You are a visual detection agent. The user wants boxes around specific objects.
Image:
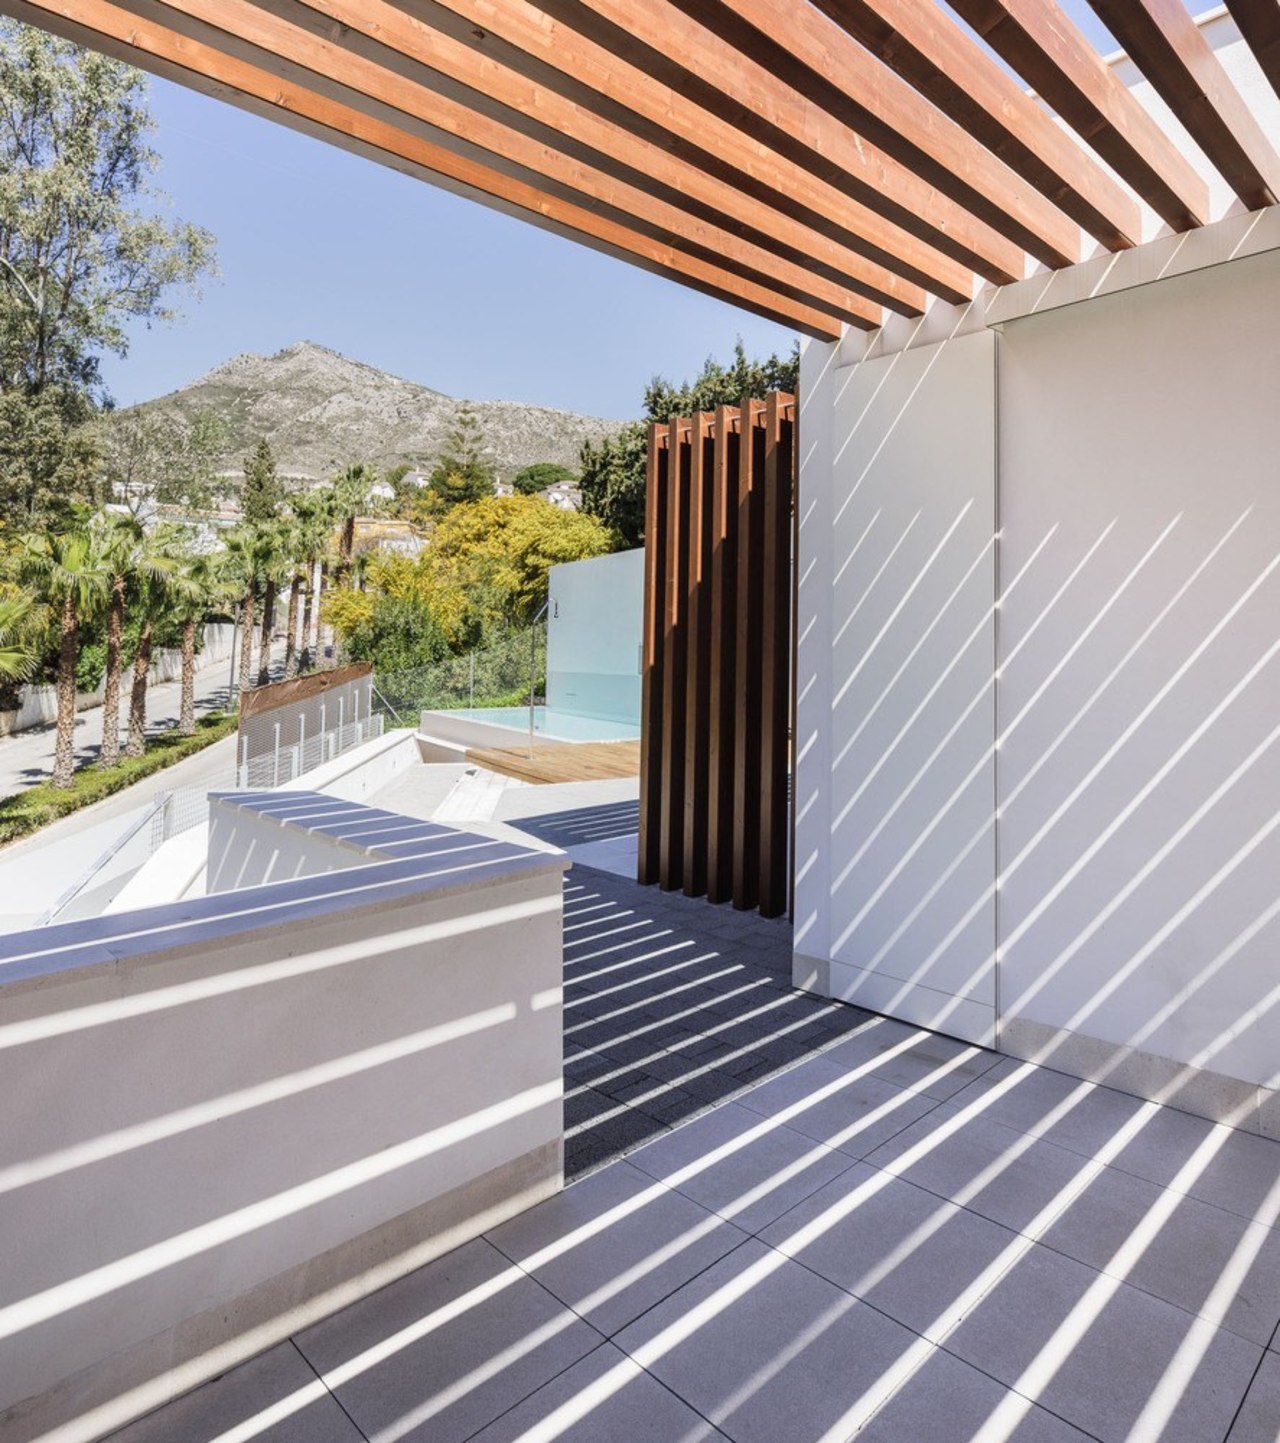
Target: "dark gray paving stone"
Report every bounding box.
[864,1102,1113,1234]
[820,1016,1004,1100]
[612,1237,926,1443]
[851,1337,1099,1443]
[1038,1160,1280,1346]
[486,1160,750,1336]
[629,1100,860,1235]
[946,1062,1155,1165]
[1226,1349,1280,1443]
[102,1343,363,1443]
[947,1239,1262,1443]
[949,1064,1280,1229]
[1105,1107,1280,1230]
[465,1342,731,1442]
[294,1238,603,1443]
[761,1164,1021,1336]
[557,871,871,1180]
[735,1056,941,1157]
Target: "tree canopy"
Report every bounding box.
[326,494,614,670]
[512,461,576,496]
[100,407,227,515]
[0,23,214,400]
[240,437,282,524]
[0,21,215,527]
[579,339,799,548]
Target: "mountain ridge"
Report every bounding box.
[129,340,628,482]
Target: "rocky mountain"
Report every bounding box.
[128,341,627,483]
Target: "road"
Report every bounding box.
[0,642,281,799]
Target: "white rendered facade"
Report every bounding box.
[794,13,1280,1136]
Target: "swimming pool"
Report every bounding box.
[423,705,640,744]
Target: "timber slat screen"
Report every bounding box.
[639,393,794,918]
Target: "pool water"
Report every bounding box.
[443,706,640,742]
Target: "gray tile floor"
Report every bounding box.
[105,871,1280,1443]
[557,863,878,1178]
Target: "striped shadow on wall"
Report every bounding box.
[638,392,795,918]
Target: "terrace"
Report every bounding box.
[1,0,1279,1440]
[1,755,1277,1442]
[72,849,1280,1443]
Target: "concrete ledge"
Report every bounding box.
[1000,1015,1278,1138]
[419,709,569,752]
[0,1140,562,1443]
[792,949,831,996]
[279,725,418,803]
[828,955,996,1049]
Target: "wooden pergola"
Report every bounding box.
[4,0,1279,338]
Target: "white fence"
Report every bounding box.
[1,622,237,736]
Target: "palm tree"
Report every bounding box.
[255,519,293,688]
[294,486,335,673]
[332,463,376,583]
[124,526,188,759]
[171,547,228,736]
[277,513,308,681]
[93,511,144,769]
[223,525,272,696]
[0,591,39,686]
[18,522,110,788]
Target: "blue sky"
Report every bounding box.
[105,2,1132,420]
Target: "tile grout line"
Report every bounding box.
[844,1150,1280,1351]
[288,1336,373,1443]
[1219,1337,1271,1443]
[453,1338,614,1443]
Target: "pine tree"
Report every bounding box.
[426,406,495,509]
[241,437,281,523]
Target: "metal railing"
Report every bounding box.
[37,706,386,927]
[37,793,174,927]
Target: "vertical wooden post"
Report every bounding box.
[706,405,738,903]
[637,422,665,885]
[733,398,765,911]
[758,394,793,917]
[682,412,713,898]
[658,417,689,890]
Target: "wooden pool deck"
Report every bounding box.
[466,739,641,785]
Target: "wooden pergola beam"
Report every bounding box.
[663,0,1083,270]
[1088,0,1280,210]
[245,0,928,310]
[475,0,1014,288]
[1,0,852,337]
[1226,0,1280,101]
[285,0,982,301]
[107,0,892,321]
[809,0,1141,251]
[950,0,1210,232]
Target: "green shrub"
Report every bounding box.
[0,710,238,846]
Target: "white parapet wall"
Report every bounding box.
[0,793,567,1443]
[277,722,420,802]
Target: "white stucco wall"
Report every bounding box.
[546,547,644,723]
[797,243,1280,1134]
[794,7,1280,1135]
[994,246,1280,1123]
[795,330,998,1046]
[0,810,566,1441]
